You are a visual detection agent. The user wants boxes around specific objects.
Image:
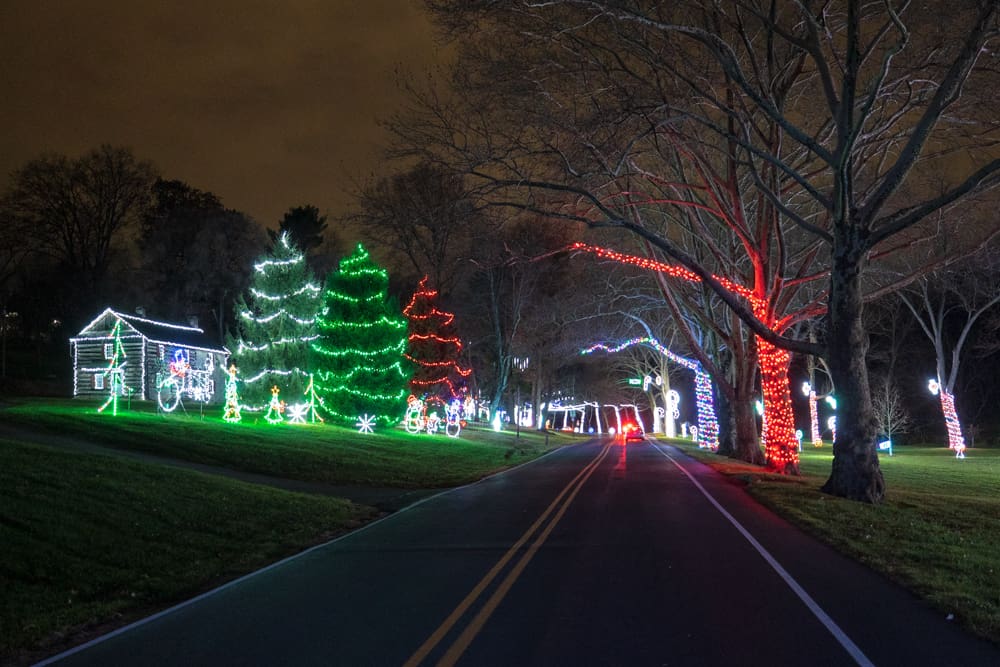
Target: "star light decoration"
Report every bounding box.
[572,243,795,470]
[582,336,719,451]
[356,414,376,434]
[928,379,966,458]
[265,385,285,424]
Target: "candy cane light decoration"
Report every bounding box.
[928,379,966,459]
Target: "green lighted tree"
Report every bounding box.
[312,243,410,426]
[228,233,321,411]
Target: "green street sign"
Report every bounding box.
[627,378,642,386]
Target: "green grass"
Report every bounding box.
[672,441,1000,644]
[1,398,573,488]
[0,398,577,663]
[0,437,378,664]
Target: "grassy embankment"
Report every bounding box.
[0,398,573,663]
[672,440,1000,645]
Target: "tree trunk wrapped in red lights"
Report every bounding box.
[404,276,472,400]
[572,243,800,473]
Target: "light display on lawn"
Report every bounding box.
[356,414,376,434]
[582,336,719,450]
[404,276,472,400]
[283,373,325,425]
[572,243,795,469]
[402,395,462,437]
[157,348,215,413]
[825,395,837,443]
[230,232,320,411]
[300,373,323,424]
[312,243,410,425]
[445,399,462,437]
[928,379,966,458]
[802,382,822,447]
[97,318,127,416]
[223,365,242,423]
[265,385,285,424]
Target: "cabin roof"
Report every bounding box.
[71,308,229,355]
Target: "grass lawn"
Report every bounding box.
[0,437,379,665]
[672,441,1000,645]
[0,398,577,664]
[0,398,573,488]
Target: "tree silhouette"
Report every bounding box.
[269,205,327,254]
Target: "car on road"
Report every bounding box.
[623,423,645,441]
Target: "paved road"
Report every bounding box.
[41,439,998,666]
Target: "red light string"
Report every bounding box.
[403,276,473,400]
[572,243,798,471]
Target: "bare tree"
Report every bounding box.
[4,145,157,299]
[870,375,912,444]
[900,256,1000,448]
[399,0,1000,501]
[353,162,478,298]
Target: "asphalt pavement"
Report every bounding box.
[39,438,999,666]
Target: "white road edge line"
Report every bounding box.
[34,438,590,666]
[652,443,875,667]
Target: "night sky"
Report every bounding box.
[0,1,445,226]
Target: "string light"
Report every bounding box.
[286,403,308,424]
[72,307,226,402]
[97,319,128,416]
[802,382,822,447]
[312,243,410,426]
[928,379,966,458]
[445,399,462,437]
[232,232,320,411]
[356,414,376,434]
[302,373,323,424]
[573,244,797,470]
[404,396,426,434]
[222,365,242,423]
[265,385,285,424]
[582,337,719,450]
[403,276,472,400]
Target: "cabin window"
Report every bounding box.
[104,343,113,359]
[93,374,105,390]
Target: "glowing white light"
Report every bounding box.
[356,414,376,434]
[286,403,308,424]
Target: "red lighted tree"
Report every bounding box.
[572,244,803,473]
[404,276,472,400]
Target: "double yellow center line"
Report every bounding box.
[404,440,614,667]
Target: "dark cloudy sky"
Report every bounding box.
[0,1,445,227]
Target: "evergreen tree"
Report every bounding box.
[404,276,472,401]
[229,233,320,410]
[312,243,410,426]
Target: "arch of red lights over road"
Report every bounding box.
[570,242,798,472]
